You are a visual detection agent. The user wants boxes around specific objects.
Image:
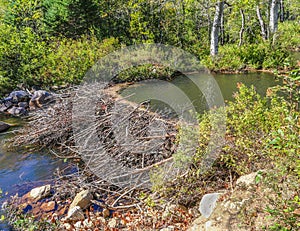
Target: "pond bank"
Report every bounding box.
[0,71,290,229]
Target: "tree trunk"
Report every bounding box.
[220,11,225,45]
[210,1,224,56]
[256,5,268,40]
[279,0,284,22]
[269,0,279,34]
[239,9,245,46]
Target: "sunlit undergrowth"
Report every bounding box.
[203,42,293,72]
[155,69,300,229]
[0,24,119,95]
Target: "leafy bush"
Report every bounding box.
[277,21,300,50]
[0,23,119,94]
[202,45,245,72]
[155,80,299,210]
[3,0,43,33]
[0,25,48,93]
[202,42,291,72]
[39,36,119,86]
[274,68,300,111]
[116,64,174,82]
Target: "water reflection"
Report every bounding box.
[121,72,281,115]
[0,116,67,230]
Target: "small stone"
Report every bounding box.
[293,209,300,216]
[205,220,212,229]
[0,122,10,133]
[69,190,93,211]
[0,101,12,112]
[7,106,27,116]
[66,206,85,221]
[199,193,221,219]
[74,221,83,229]
[160,226,175,231]
[41,201,56,212]
[31,205,41,216]
[83,218,93,228]
[18,102,29,108]
[108,218,117,228]
[1,202,8,210]
[97,216,106,224]
[63,223,72,230]
[236,171,264,187]
[29,185,51,201]
[103,208,110,218]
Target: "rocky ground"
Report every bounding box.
[3,169,285,230]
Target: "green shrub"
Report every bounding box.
[39,36,119,86]
[274,68,300,111]
[0,25,49,94]
[116,64,174,82]
[154,80,299,208]
[0,23,119,94]
[277,21,300,50]
[202,42,292,72]
[202,45,245,72]
[3,0,47,37]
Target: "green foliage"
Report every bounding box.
[275,68,300,110]
[154,76,299,211]
[202,45,245,71]
[128,0,156,43]
[0,23,119,93]
[0,25,48,93]
[277,21,300,51]
[39,36,119,86]
[41,0,71,35]
[12,214,59,231]
[43,0,102,38]
[3,0,104,38]
[4,0,43,33]
[116,64,174,82]
[0,0,299,86]
[203,42,291,71]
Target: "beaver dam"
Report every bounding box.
[8,83,184,189]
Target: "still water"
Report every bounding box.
[120,72,281,115]
[0,116,68,230]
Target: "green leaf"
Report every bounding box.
[277,129,284,137]
[269,137,281,145]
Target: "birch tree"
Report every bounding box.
[210,1,225,56]
[256,5,268,40]
[238,9,245,46]
[269,0,279,34]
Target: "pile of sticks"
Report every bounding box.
[9,85,179,186]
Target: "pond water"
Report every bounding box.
[120,72,281,116]
[0,116,68,230]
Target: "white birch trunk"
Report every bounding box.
[269,0,279,34]
[210,1,224,56]
[239,9,245,46]
[256,5,268,40]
